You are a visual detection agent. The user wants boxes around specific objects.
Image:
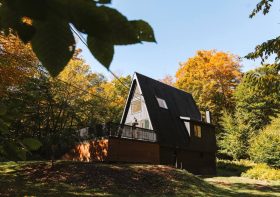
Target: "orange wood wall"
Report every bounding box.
[62,138,160,164]
[62,139,108,162]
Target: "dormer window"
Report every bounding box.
[156,97,168,109]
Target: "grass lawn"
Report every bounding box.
[0,161,279,196]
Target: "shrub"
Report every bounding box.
[242,164,280,181]
[218,112,251,160]
[249,116,280,168]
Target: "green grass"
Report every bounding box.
[0,161,279,196]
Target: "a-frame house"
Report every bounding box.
[120,72,217,174]
[64,73,216,175]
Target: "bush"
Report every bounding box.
[249,116,280,168]
[242,164,280,181]
[218,112,251,160]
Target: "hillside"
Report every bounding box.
[0,161,279,196]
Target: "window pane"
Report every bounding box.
[194,125,202,138]
[131,99,141,113]
[156,97,168,109]
[184,122,191,135]
[144,119,149,129]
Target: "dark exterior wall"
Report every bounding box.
[159,146,216,175]
[185,122,216,153]
[107,137,160,164]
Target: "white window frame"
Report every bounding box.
[184,121,191,136]
[156,97,168,109]
[131,99,142,114]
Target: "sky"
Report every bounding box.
[77,0,280,80]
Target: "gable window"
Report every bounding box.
[194,125,202,138]
[156,97,168,109]
[144,119,150,129]
[131,99,141,113]
[140,119,150,129]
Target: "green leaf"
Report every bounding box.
[0,104,7,116]
[0,119,9,134]
[3,141,27,161]
[87,36,114,68]
[99,6,140,45]
[0,2,20,30]
[16,149,27,160]
[130,20,156,42]
[22,138,42,151]
[31,17,75,77]
[16,23,36,43]
[68,0,109,38]
[96,0,111,4]
[6,0,47,20]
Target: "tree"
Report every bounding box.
[219,64,280,160]
[234,64,280,132]
[218,111,250,160]
[0,32,38,96]
[249,115,280,168]
[175,50,242,124]
[0,32,42,161]
[246,0,280,73]
[1,49,132,160]
[0,0,156,76]
[160,75,174,86]
[101,75,131,123]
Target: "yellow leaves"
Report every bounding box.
[21,17,33,25]
[175,50,242,122]
[0,32,38,96]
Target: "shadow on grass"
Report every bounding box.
[227,182,280,193]
[215,160,253,177]
[0,161,277,197]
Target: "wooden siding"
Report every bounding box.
[63,137,160,164]
[62,137,215,175]
[186,122,217,152]
[159,146,216,175]
[62,139,108,162]
[107,137,160,164]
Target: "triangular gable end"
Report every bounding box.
[120,74,154,130]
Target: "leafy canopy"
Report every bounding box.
[175,50,242,124]
[246,0,280,72]
[0,32,38,96]
[0,0,156,76]
[219,64,280,160]
[249,115,280,168]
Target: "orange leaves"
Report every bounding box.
[175,50,242,122]
[0,33,38,96]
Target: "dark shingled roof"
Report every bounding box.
[122,72,216,151]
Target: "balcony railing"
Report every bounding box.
[80,122,157,142]
[106,122,157,142]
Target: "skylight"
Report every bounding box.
[156,97,168,109]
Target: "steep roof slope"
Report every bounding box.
[122,72,202,148]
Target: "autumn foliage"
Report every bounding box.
[63,139,108,162]
[175,50,242,123]
[0,33,38,96]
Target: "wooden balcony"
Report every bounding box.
[80,122,157,142]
